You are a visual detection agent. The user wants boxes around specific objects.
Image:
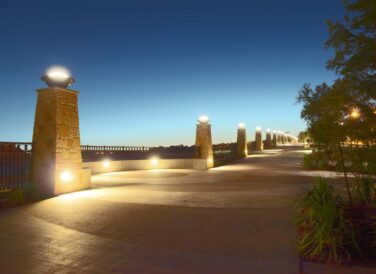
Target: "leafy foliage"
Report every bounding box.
[294,177,358,263]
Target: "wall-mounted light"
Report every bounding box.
[198,115,210,124]
[150,157,159,167]
[102,159,110,168]
[60,171,73,182]
[41,65,75,88]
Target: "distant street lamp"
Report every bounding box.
[237,123,247,157]
[195,115,214,168]
[41,65,75,88]
[349,107,360,119]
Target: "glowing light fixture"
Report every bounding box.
[255,126,261,132]
[238,123,246,129]
[102,159,110,168]
[150,157,159,167]
[266,128,271,132]
[60,171,73,182]
[42,65,75,88]
[350,108,360,119]
[198,115,209,124]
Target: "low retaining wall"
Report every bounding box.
[83,159,209,174]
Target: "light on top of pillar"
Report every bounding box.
[273,130,276,133]
[238,123,246,129]
[198,115,210,124]
[42,65,75,88]
[266,128,271,133]
[255,126,261,132]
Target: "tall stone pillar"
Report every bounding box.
[31,66,91,198]
[237,123,247,158]
[272,130,277,148]
[195,116,214,168]
[264,128,272,149]
[255,127,263,151]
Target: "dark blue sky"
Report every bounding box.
[0,0,343,146]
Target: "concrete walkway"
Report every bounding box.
[0,147,366,274]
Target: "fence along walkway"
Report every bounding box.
[0,142,243,190]
[0,142,32,192]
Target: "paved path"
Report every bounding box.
[0,147,355,274]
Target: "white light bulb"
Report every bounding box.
[238,123,245,129]
[198,115,210,124]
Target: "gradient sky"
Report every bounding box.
[0,0,343,146]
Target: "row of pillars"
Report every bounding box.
[30,66,298,198]
[195,117,298,168]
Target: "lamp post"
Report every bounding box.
[272,130,277,148]
[195,115,214,168]
[237,123,247,158]
[31,65,91,197]
[255,126,263,151]
[265,128,272,149]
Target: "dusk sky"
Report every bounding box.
[0,0,343,146]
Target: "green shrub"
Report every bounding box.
[294,177,358,263]
[303,152,331,170]
[353,176,376,205]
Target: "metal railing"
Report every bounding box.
[213,143,238,166]
[0,142,32,191]
[81,145,151,152]
[81,145,195,162]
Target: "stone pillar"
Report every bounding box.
[195,116,214,168]
[31,70,91,198]
[272,130,277,148]
[237,123,247,158]
[264,128,272,149]
[255,127,263,151]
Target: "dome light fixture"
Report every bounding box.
[42,65,75,88]
[255,126,261,132]
[266,128,271,132]
[238,122,246,129]
[198,115,210,124]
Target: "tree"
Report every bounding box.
[325,0,376,102]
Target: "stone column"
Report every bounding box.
[195,116,214,168]
[255,127,263,151]
[31,69,91,198]
[272,130,277,148]
[237,123,247,158]
[264,128,272,149]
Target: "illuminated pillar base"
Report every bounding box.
[272,132,277,148]
[255,131,263,151]
[265,131,272,149]
[237,128,247,158]
[31,87,91,197]
[195,123,214,168]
